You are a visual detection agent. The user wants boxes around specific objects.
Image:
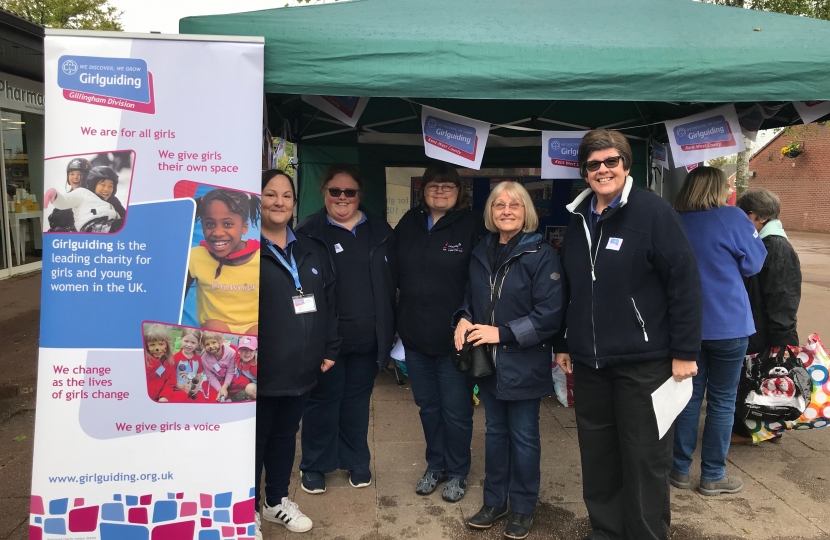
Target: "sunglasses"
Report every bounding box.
[584,155,623,172]
[327,188,359,198]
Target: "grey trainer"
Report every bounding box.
[441,476,467,502]
[698,475,743,496]
[669,470,690,489]
[415,470,448,495]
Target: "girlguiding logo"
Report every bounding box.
[423,116,478,161]
[673,115,735,151]
[548,138,580,168]
[57,55,156,114]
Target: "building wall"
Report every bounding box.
[748,123,830,233]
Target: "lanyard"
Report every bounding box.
[267,242,303,294]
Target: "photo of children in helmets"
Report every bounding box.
[42,151,134,234]
[142,321,257,404]
[173,180,261,335]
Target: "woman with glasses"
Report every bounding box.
[296,164,397,494]
[554,129,702,540]
[394,162,486,503]
[454,181,564,540]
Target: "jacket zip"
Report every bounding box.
[577,211,603,366]
[630,297,649,342]
[487,245,538,369]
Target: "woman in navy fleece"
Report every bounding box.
[671,167,767,497]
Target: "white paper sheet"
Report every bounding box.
[651,377,693,440]
[390,339,406,361]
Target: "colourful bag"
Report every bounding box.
[745,334,830,443]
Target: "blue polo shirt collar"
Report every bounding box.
[326,212,368,235]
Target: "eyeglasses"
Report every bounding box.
[426,183,458,193]
[492,202,524,211]
[584,155,623,172]
[327,188,359,198]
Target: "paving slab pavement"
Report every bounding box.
[3,231,830,539]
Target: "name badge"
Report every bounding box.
[293,294,317,314]
[155,365,166,377]
[214,363,221,371]
[334,243,344,253]
[606,237,623,251]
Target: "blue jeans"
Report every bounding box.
[300,342,379,473]
[404,349,474,478]
[479,388,541,515]
[673,337,749,482]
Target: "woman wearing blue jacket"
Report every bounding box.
[672,166,767,497]
[454,181,565,540]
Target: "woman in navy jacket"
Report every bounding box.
[672,167,766,496]
[395,162,486,503]
[256,170,340,535]
[296,164,397,494]
[454,181,564,540]
[554,130,702,540]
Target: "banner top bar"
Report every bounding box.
[44,28,264,44]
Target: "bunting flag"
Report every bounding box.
[651,142,669,169]
[664,104,745,167]
[301,95,369,127]
[793,101,830,125]
[421,105,490,170]
[541,131,588,179]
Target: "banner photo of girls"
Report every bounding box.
[42,150,135,234]
[174,180,261,334]
[143,322,257,404]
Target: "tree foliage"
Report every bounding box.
[0,0,123,30]
[707,155,738,168]
[701,0,830,20]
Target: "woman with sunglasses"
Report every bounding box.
[394,162,487,503]
[296,163,397,494]
[553,129,703,540]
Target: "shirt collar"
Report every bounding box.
[262,227,296,251]
[326,212,367,235]
[590,193,622,217]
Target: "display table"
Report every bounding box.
[10,211,42,266]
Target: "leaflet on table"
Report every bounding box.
[793,101,830,126]
[32,31,263,540]
[421,105,490,170]
[664,104,745,167]
[541,131,588,179]
[301,95,369,128]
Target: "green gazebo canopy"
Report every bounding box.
[180,0,830,215]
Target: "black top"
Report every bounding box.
[745,234,801,355]
[554,184,703,368]
[327,219,377,345]
[297,207,397,368]
[394,207,486,356]
[257,230,341,397]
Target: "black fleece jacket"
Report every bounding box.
[554,179,703,368]
[745,233,801,355]
[297,207,397,368]
[258,231,341,396]
[394,207,487,356]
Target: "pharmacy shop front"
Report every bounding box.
[1,71,45,278]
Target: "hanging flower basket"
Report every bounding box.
[781,142,803,159]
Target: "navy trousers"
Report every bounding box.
[405,349,474,478]
[300,342,379,473]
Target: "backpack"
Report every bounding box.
[738,346,812,423]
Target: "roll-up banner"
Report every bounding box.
[31,30,264,540]
[541,131,588,179]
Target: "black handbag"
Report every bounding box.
[452,284,498,378]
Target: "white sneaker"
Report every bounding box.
[254,511,263,540]
[262,497,313,533]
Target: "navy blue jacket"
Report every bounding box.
[258,231,341,396]
[395,207,487,357]
[555,178,703,368]
[455,232,565,400]
[297,207,397,368]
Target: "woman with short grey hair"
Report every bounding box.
[733,189,802,443]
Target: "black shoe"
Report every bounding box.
[504,512,533,539]
[467,505,509,529]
